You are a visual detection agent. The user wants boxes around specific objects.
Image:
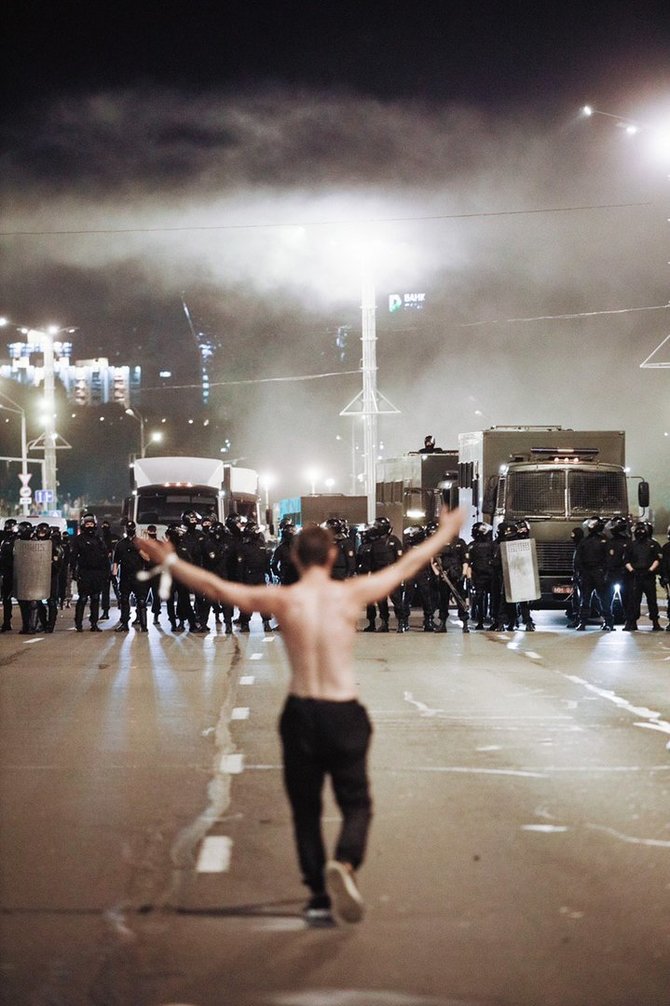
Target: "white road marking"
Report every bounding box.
[231,707,250,720]
[565,674,670,749]
[219,752,244,774]
[22,637,44,644]
[403,690,444,717]
[585,824,670,848]
[522,824,569,833]
[250,653,262,660]
[196,835,233,873]
[239,675,255,685]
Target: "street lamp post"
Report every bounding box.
[0,394,29,515]
[125,407,146,457]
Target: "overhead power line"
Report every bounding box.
[0,201,654,237]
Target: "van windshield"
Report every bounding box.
[135,489,218,524]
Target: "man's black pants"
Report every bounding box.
[279,695,373,895]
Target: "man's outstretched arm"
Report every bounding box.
[135,537,282,614]
[348,507,465,607]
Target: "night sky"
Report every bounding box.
[1,1,669,515]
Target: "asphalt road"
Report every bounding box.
[1,603,669,1006]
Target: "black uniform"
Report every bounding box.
[624,526,662,630]
[659,534,670,632]
[402,526,436,632]
[466,525,494,629]
[200,524,236,632]
[574,522,612,630]
[0,522,17,631]
[604,519,630,626]
[433,535,469,632]
[233,525,273,632]
[113,528,150,631]
[357,520,404,632]
[70,519,110,631]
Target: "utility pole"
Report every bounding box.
[340,272,400,523]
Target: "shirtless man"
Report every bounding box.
[137,505,464,924]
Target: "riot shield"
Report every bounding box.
[14,540,52,600]
[501,539,541,603]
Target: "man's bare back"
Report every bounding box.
[136,506,464,699]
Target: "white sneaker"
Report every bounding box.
[325,860,364,923]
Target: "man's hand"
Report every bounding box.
[435,506,466,544]
[134,535,175,565]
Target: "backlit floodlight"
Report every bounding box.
[582,105,594,117]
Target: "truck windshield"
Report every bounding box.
[568,470,627,515]
[135,489,218,525]
[505,470,565,517]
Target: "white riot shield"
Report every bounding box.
[14,540,52,600]
[501,539,541,603]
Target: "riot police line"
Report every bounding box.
[1,509,668,635]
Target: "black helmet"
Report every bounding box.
[403,525,426,545]
[583,516,604,534]
[35,522,51,539]
[570,526,584,544]
[18,520,33,539]
[325,516,348,536]
[606,515,629,537]
[181,509,200,528]
[125,520,137,537]
[3,518,17,532]
[373,516,392,538]
[279,516,295,538]
[497,521,517,540]
[471,521,492,541]
[633,521,649,539]
[211,521,226,539]
[425,518,439,536]
[50,527,62,540]
[165,522,184,543]
[515,520,530,538]
[146,524,158,537]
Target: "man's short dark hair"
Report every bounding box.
[292,524,334,569]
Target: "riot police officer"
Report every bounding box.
[112,520,151,631]
[233,518,273,632]
[402,525,436,632]
[271,517,300,586]
[623,522,662,631]
[180,509,208,631]
[574,517,612,631]
[566,526,584,628]
[357,516,405,632]
[0,518,17,632]
[465,522,494,630]
[490,520,518,631]
[324,517,357,581]
[604,515,630,628]
[70,513,109,631]
[429,518,469,633]
[200,521,236,632]
[659,525,670,631]
[34,522,63,633]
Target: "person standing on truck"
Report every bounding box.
[574,517,613,631]
[136,505,465,924]
[623,522,662,631]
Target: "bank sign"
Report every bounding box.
[388,292,426,312]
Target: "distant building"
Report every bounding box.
[0,334,141,408]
